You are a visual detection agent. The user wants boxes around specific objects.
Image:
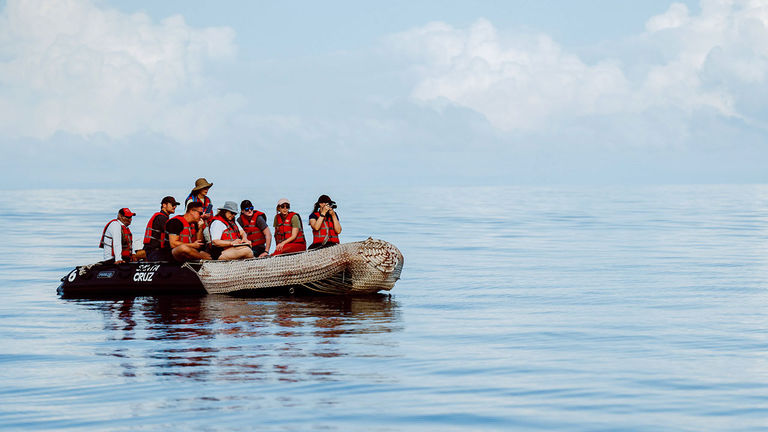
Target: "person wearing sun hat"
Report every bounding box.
[185,178,214,243]
[185,178,214,219]
[209,201,254,260]
[272,198,306,255]
[99,208,137,264]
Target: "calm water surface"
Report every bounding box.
[2,185,768,431]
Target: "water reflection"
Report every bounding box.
[68,295,401,382]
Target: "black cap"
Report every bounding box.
[162,196,180,206]
[240,200,253,210]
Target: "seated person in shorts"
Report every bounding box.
[165,202,212,262]
[237,199,272,257]
[209,201,254,261]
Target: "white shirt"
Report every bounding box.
[210,219,228,241]
[103,219,131,260]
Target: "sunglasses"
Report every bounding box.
[279,203,290,209]
[243,207,254,212]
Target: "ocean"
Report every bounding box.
[1,185,767,431]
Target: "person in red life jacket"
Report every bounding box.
[185,177,214,243]
[237,199,272,257]
[165,201,212,262]
[142,196,180,261]
[99,208,137,264]
[272,198,307,255]
[209,201,254,261]
[308,194,342,250]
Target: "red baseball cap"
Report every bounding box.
[119,208,136,217]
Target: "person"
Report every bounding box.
[185,178,214,219]
[209,201,254,260]
[185,177,214,243]
[142,196,180,261]
[165,202,212,262]
[237,199,272,257]
[272,198,306,255]
[308,194,342,250]
[99,208,137,264]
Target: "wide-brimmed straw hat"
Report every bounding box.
[192,178,213,192]
[218,201,239,213]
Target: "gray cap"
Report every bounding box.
[218,201,239,213]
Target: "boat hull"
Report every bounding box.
[59,261,206,297]
[58,239,404,297]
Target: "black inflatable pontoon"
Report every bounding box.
[59,261,206,297]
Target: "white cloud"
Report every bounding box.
[645,3,690,32]
[390,1,768,139]
[390,19,630,132]
[0,0,239,141]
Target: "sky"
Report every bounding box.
[2,0,768,189]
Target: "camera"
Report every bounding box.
[328,201,337,209]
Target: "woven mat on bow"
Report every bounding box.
[191,238,404,295]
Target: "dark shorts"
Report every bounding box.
[251,244,266,256]
[209,246,223,260]
[146,248,173,262]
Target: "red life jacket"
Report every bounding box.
[166,215,198,245]
[238,211,266,246]
[311,211,340,245]
[143,211,169,248]
[275,211,306,247]
[186,193,213,217]
[99,219,132,259]
[211,215,242,241]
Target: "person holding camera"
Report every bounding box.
[308,194,342,250]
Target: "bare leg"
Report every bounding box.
[218,246,254,261]
[172,244,212,261]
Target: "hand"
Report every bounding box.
[327,208,335,216]
[258,252,268,258]
[115,260,125,264]
[197,219,205,229]
[275,242,284,253]
[191,240,203,249]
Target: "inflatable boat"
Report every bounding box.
[59,238,404,297]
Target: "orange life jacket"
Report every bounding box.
[143,211,169,248]
[99,219,132,259]
[310,211,340,246]
[238,211,266,246]
[211,215,242,241]
[275,211,306,247]
[165,215,198,246]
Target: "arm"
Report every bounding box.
[210,221,230,248]
[309,214,322,230]
[328,209,341,234]
[110,223,124,263]
[169,234,183,249]
[239,228,251,245]
[285,227,299,244]
[262,228,272,254]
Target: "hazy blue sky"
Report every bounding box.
[2,0,767,189]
